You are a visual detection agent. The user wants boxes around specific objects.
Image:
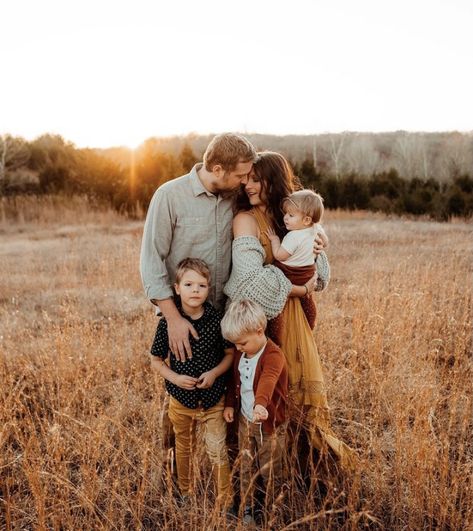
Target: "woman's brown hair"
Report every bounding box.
[234,151,301,238]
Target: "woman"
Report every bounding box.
[224,152,356,475]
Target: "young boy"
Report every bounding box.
[266,189,327,343]
[221,299,288,525]
[150,258,234,507]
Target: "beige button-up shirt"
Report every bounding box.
[140,164,233,311]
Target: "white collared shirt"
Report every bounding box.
[239,342,267,421]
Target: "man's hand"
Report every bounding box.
[173,374,198,389]
[168,315,199,362]
[253,404,269,422]
[223,407,235,423]
[196,370,216,389]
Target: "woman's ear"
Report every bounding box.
[174,283,180,295]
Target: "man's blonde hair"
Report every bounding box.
[203,133,257,172]
[282,189,324,223]
[175,258,211,285]
[221,299,267,342]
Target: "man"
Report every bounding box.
[140,133,257,361]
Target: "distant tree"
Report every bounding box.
[339,174,370,210]
[343,134,385,176]
[39,164,69,193]
[0,135,30,193]
[328,134,346,180]
[179,143,197,173]
[320,176,340,209]
[393,132,430,179]
[75,148,125,201]
[453,174,473,194]
[134,139,183,207]
[29,134,80,193]
[441,133,473,180]
[369,169,405,199]
[298,155,321,187]
[447,188,466,217]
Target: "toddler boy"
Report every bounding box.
[221,299,288,525]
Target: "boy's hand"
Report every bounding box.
[253,404,269,422]
[223,407,234,423]
[265,227,280,243]
[196,370,216,389]
[173,374,198,390]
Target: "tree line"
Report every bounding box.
[1,133,472,220]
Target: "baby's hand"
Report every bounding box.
[265,227,280,243]
[223,407,234,423]
[253,404,269,422]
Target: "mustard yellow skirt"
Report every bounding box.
[280,297,357,470]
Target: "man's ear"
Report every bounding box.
[211,164,225,178]
[257,327,265,336]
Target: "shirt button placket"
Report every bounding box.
[215,197,221,306]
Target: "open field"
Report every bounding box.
[1,197,472,529]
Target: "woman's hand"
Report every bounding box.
[223,407,235,423]
[313,230,329,256]
[305,271,318,293]
[289,272,318,297]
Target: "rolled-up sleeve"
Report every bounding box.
[140,188,175,301]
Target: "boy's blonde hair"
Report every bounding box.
[282,189,324,223]
[203,133,257,172]
[175,258,211,285]
[221,299,267,342]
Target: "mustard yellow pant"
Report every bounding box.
[238,414,286,507]
[168,396,231,501]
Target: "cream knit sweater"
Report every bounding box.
[223,236,330,319]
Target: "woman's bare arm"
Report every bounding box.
[233,212,259,238]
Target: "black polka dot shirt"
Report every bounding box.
[150,301,232,410]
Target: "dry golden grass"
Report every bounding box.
[1,196,472,530]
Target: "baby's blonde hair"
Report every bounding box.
[221,299,267,342]
[282,189,324,223]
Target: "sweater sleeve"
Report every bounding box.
[315,250,330,291]
[223,236,293,319]
[254,348,286,408]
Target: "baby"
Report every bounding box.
[266,189,326,341]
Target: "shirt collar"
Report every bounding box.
[243,340,267,360]
[189,163,215,198]
[177,299,211,322]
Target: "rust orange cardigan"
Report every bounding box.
[225,339,288,434]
